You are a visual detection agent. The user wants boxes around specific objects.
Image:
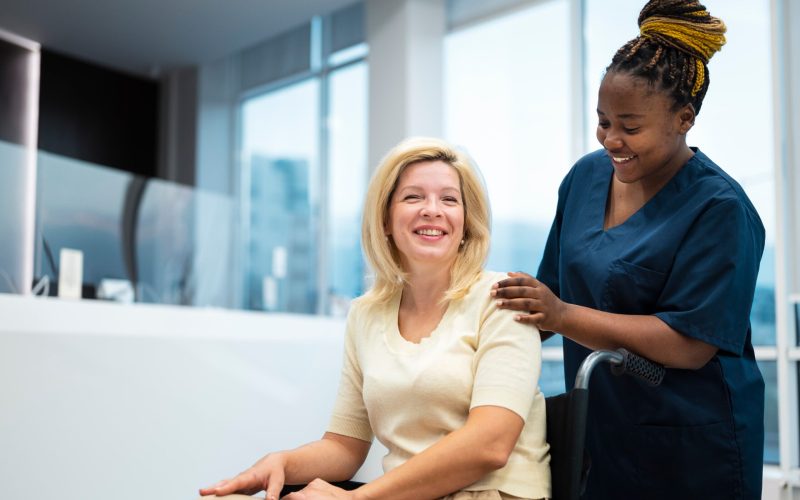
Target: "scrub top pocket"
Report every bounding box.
[601,259,667,314]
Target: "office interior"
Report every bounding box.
[0,0,798,498]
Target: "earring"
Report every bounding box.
[460,239,465,246]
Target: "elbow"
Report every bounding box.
[669,345,718,370]
[482,445,513,471]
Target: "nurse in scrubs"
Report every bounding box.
[492,1,765,498]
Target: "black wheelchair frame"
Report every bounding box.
[281,348,666,500]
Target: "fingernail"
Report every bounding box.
[496,300,503,306]
[490,289,496,297]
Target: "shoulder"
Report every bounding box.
[558,149,609,196]
[679,150,765,234]
[468,271,507,299]
[347,295,394,336]
[462,270,523,322]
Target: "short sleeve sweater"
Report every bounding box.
[328,271,551,499]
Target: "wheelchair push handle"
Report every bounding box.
[610,348,665,386]
[574,348,665,390]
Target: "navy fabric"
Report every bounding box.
[537,148,765,499]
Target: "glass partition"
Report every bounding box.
[0,140,31,294]
[34,151,237,306]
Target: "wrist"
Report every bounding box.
[556,301,575,333]
[351,486,373,500]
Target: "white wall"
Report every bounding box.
[0,295,382,500]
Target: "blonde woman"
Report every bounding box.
[200,138,550,500]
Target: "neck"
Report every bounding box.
[639,144,694,197]
[400,264,452,312]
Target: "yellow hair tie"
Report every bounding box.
[640,16,726,63]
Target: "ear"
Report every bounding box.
[678,104,696,135]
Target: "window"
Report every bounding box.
[327,62,368,315]
[241,80,321,313]
[238,7,368,315]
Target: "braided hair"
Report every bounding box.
[607,0,727,115]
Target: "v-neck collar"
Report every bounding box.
[596,149,699,234]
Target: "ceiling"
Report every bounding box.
[0,0,359,78]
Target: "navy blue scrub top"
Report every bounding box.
[537,149,765,499]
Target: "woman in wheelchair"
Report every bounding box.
[199,137,551,500]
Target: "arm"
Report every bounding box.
[352,405,524,500]
[493,272,717,369]
[199,432,370,499]
[285,406,524,500]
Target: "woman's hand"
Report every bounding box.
[199,452,288,500]
[283,479,357,500]
[492,271,569,333]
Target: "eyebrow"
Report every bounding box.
[597,109,645,119]
[398,185,461,194]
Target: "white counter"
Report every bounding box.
[0,294,382,500]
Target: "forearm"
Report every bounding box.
[282,433,369,485]
[354,408,521,500]
[558,303,717,369]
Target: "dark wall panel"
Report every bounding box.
[38,50,159,177]
[0,38,32,145]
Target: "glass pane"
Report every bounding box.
[241,79,320,313]
[584,0,641,154]
[796,302,800,346]
[35,152,131,297]
[540,360,566,397]
[445,0,572,277]
[35,151,237,306]
[758,360,779,463]
[327,62,368,316]
[136,180,236,307]
[584,0,776,346]
[0,140,31,294]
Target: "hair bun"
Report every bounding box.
[637,0,726,64]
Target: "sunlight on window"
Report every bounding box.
[445,0,572,277]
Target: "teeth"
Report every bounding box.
[613,155,635,162]
[416,229,443,236]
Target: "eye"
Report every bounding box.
[623,127,640,134]
[402,194,422,201]
[442,196,460,205]
[598,121,610,129]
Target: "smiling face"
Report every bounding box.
[596,71,695,187]
[386,160,465,274]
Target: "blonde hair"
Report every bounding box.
[359,137,490,306]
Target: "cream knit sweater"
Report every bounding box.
[328,271,551,499]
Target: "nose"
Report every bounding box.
[599,128,623,151]
[420,196,443,217]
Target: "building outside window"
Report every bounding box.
[238,6,368,315]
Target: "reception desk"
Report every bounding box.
[0,294,383,500]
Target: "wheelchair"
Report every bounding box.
[281,348,665,500]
